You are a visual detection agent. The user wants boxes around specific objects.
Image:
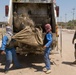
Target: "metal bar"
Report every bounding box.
[60,26,62,57]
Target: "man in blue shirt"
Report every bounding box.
[0,25,21,73]
[43,24,53,74]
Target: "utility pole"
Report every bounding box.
[3,17,5,22]
[65,14,67,23]
[72,8,75,21]
[72,8,75,27]
[60,16,62,23]
[65,14,67,28]
[60,16,62,57]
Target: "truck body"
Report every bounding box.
[5,0,59,54]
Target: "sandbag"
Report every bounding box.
[12,26,43,47]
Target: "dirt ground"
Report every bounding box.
[0,29,76,75]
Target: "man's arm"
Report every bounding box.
[0,36,8,55]
[72,31,76,44]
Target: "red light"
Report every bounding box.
[55,6,59,17]
[5,5,9,17]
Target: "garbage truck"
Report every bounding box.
[5,0,59,54]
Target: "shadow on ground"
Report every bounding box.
[62,61,76,67]
[0,53,52,73]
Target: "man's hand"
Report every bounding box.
[43,45,46,49]
[0,50,6,55]
[72,40,74,44]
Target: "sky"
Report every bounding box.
[0,0,9,22]
[0,0,76,22]
[56,0,76,22]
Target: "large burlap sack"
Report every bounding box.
[13,13,35,32]
[12,26,43,47]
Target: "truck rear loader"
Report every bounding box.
[5,0,59,54]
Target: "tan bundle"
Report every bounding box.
[12,26,43,47]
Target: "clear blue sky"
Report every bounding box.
[56,0,76,22]
[0,0,76,22]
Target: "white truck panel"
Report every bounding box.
[8,0,12,25]
[13,0,53,3]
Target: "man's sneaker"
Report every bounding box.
[43,68,47,72]
[15,65,23,69]
[4,70,9,74]
[46,69,51,74]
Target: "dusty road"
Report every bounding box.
[0,29,76,75]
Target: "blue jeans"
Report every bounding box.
[44,47,51,70]
[5,48,20,70]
